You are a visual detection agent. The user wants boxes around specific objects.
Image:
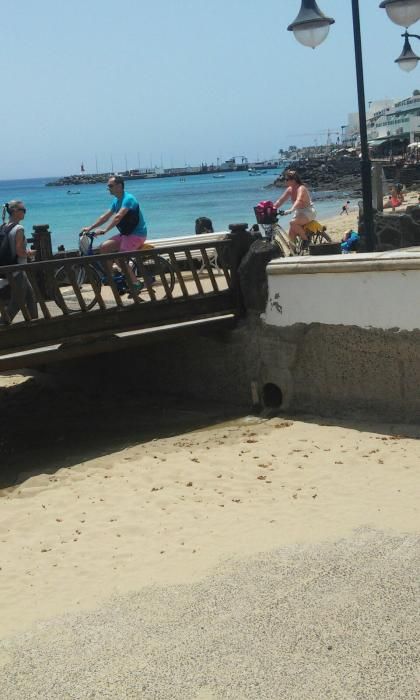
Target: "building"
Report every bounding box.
[342,91,420,156]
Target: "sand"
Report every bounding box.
[0,370,419,639]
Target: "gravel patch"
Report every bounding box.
[1,528,419,699]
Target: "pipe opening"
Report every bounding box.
[262,382,283,409]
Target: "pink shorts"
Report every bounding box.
[110,233,147,252]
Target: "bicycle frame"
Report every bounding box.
[79,232,130,293]
[255,209,330,257]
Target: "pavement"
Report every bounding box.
[0,527,418,699]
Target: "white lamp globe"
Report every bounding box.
[379,0,420,28]
[292,21,331,49]
[287,1,335,50]
[398,56,419,69]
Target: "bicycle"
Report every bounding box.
[254,204,331,256]
[53,232,175,312]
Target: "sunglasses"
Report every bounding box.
[16,207,26,213]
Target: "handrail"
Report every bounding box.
[0,238,231,275]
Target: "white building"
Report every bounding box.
[342,92,420,153]
[343,99,395,146]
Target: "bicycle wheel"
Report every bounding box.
[312,230,332,245]
[294,237,308,256]
[54,262,102,312]
[132,254,175,300]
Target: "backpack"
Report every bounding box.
[116,204,140,236]
[0,223,18,266]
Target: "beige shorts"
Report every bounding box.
[292,206,316,221]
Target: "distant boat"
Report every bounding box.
[213,174,225,179]
[67,190,81,195]
[248,169,261,176]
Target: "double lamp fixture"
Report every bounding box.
[288,0,420,72]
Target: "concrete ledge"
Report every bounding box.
[149,231,228,247]
[268,249,420,276]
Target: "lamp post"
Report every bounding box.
[287,1,376,252]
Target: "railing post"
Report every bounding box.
[30,224,53,262]
[29,224,55,298]
[225,223,254,314]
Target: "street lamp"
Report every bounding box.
[379,0,420,70]
[287,0,335,48]
[395,30,420,71]
[288,1,376,252]
[379,0,420,27]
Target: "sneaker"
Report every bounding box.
[128,281,144,298]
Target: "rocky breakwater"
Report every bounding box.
[272,157,363,198]
[46,174,110,187]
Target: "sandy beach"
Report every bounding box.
[323,188,420,241]
[0,366,419,698]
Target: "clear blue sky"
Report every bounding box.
[1,0,419,179]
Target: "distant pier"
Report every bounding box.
[46,162,283,187]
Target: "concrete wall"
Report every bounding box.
[264,251,420,331]
[100,312,420,423]
[87,250,420,423]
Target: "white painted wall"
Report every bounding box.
[264,251,420,331]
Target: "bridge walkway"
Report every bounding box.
[0,237,240,371]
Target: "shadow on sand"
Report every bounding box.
[1,363,419,490]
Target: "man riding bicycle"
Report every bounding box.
[82,175,147,289]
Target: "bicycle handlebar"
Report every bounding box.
[80,231,98,239]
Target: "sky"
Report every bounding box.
[1,0,419,179]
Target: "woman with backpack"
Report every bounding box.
[0,200,38,324]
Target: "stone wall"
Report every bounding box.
[375,205,420,250]
[89,313,420,423]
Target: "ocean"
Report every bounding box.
[0,171,353,253]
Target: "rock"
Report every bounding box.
[238,239,281,312]
[272,157,362,199]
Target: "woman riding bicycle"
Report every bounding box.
[273,170,316,246]
[82,175,147,289]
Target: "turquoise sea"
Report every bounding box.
[0,171,352,253]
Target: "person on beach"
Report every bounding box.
[383,185,404,211]
[82,175,147,289]
[0,201,38,324]
[340,200,351,215]
[341,229,360,253]
[273,170,316,246]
